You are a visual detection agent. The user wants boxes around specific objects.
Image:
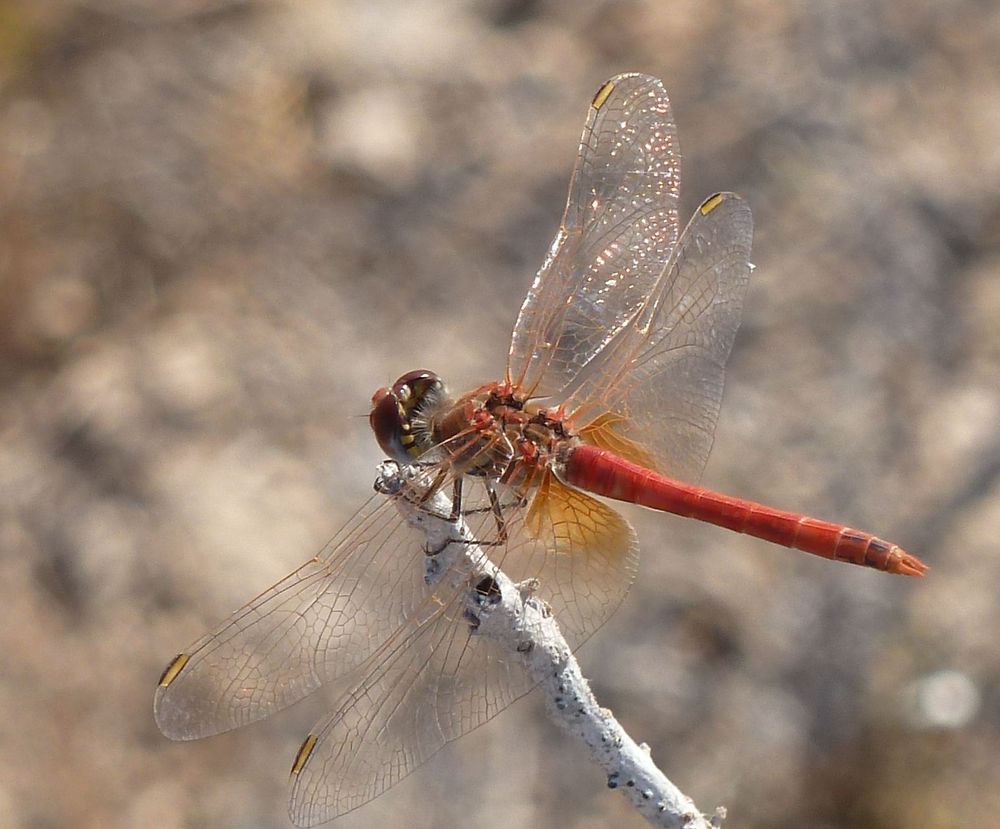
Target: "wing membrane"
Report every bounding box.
[507,74,681,400]
[155,463,638,822]
[566,192,754,481]
[288,590,534,825]
[523,470,638,642]
[506,75,753,482]
[154,493,436,740]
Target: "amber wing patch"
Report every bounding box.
[526,470,632,558]
[578,411,660,473]
[522,470,638,643]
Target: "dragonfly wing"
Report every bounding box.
[287,582,536,825]
[456,475,638,650]
[507,73,681,400]
[567,192,754,482]
[154,491,439,740]
[512,471,638,646]
[287,475,637,825]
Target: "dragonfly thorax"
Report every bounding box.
[427,381,576,482]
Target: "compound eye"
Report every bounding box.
[371,386,391,408]
[370,370,445,464]
[392,370,441,401]
[369,388,408,462]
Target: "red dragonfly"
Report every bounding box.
[155,74,927,826]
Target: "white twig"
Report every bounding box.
[377,461,721,829]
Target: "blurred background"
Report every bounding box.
[2,1,998,827]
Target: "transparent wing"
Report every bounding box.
[154,491,439,740]
[286,475,637,825]
[507,73,681,400]
[565,192,754,482]
[288,590,533,826]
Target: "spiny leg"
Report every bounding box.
[487,482,508,544]
[459,481,521,549]
[449,476,463,521]
[401,465,460,523]
[460,481,528,518]
[423,476,464,557]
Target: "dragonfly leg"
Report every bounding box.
[487,483,508,544]
[423,477,465,557]
[403,467,460,523]
[453,481,518,549]
[449,476,463,521]
[459,483,528,518]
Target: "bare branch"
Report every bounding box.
[377,461,721,829]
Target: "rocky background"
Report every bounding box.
[2,1,999,828]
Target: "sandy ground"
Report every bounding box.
[2,2,999,828]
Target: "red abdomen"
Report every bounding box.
[562,445,927,576]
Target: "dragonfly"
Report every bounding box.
[155,73,927,826]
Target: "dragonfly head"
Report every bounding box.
[370,370,447,463]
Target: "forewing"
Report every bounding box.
[154,492,436,740]
[507,74,681,400]
[567,192,754,481]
